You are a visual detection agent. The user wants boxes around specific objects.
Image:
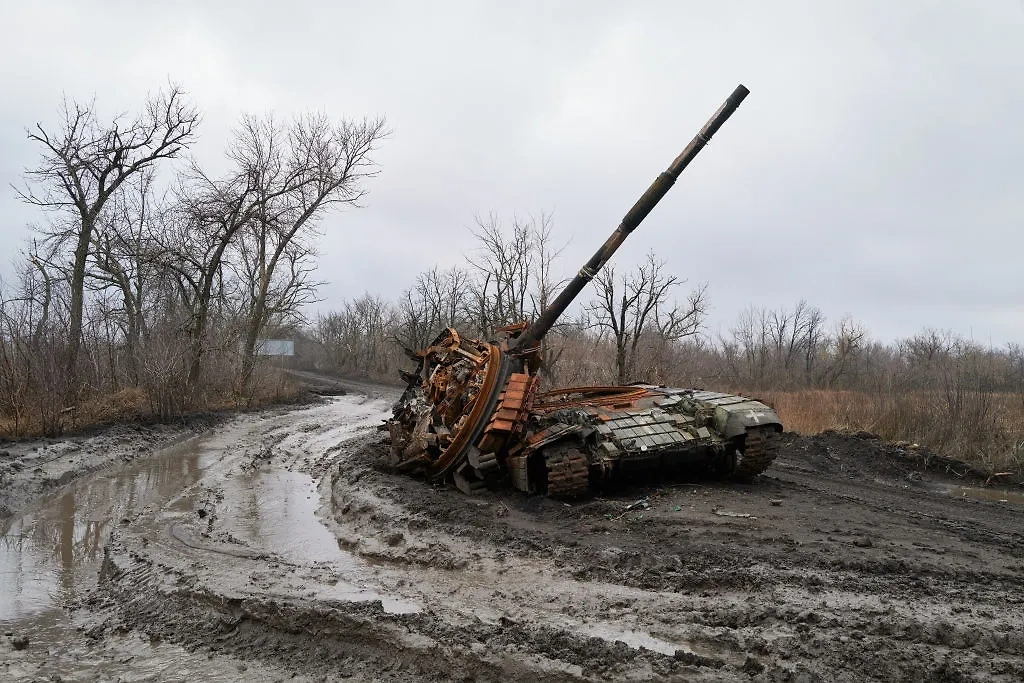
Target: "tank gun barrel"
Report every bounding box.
[511,84,750,353]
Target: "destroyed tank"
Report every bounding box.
[387,84,783,497]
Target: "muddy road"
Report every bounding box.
[2,384,1023,681]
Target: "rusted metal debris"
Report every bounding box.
[387,85,784,498]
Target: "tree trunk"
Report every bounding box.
[240,311,263,385]
[66,216,95,394]
[124,302,140,384]
[187,238,233,389]
[187,309,207,389]
[241,270,272,386]
[615,342,628,385]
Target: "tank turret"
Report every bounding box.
[386,85,781,496]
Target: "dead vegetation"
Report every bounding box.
[760,389,1024,475]
[1,85,386,437]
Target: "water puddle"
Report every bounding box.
[0,435,216,633]
[943,485,1024,505]
[577,621,679,656]
[208,466,420,614]
[0,393,418,651]
[219,469,351,564]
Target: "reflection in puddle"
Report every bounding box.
[0,394,418,648]
[945,485,1024,505]
[210,467,420,614]
[0,435,214,628]
[222,469,350,565]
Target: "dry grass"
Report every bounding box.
[754,388,1024,475]
[753,390,865,435]
[0,367,305,439]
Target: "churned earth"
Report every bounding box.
[2,379,1023,681]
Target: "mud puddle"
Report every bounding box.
[0,434,297,681]
[171,457,420,614]
[221,469,346,563]
[942,484,1024,505]
[575,622,678,656]
[2,393,407,681]
[0,434,215,630]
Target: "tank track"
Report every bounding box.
[734,427,781,481]
[543,444,590,498]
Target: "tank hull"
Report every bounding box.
[503,385,782,497]
[387,339,783,498]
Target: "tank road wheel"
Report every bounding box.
[713,446,739,479]
[542,443,590,499]
[733,427,781,482]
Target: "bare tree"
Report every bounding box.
[161,166,256,387]
[4,85,398,431]
[235,232,320,334]
[766,300,817,373]
[819,315,867,387]
[587,252,707,384]
[86,168,164,380]
[513,213,563,318]
[527,213,568,379]
[801,305,826,385]
[724,306,770,388]
[233,113,388,383]
[459,212,570,378]
[25,239,64,347]
[901,328,954,365]
[17,86,199,389]
[315,294,399,378]
[396,266,471,350]
[718,301,828,389]
[465,214,534,334]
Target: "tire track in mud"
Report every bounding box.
[93,395,711,680]
[85,393,1024,681]
[320,433,1024,681]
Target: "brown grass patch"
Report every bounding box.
[0,368,305,439]
[753,389,1024,475]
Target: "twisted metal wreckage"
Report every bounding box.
[387,84,783,498]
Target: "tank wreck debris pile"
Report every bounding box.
[387,85,783,497]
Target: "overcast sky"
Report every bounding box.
[1,1,1022,345]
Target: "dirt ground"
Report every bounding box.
[2,382,1023,681]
